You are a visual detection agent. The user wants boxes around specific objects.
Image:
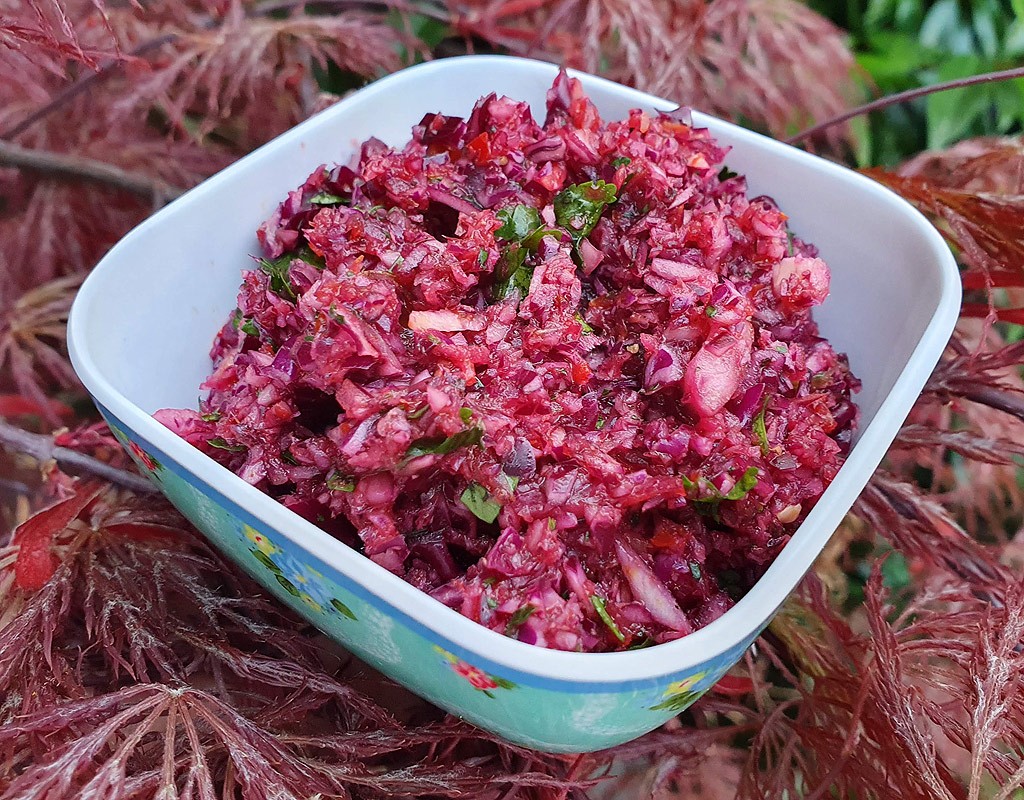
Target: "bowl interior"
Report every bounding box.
[74,57,947,432]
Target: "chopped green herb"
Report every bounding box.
[705,305,718,318]
[485,596,498,609]
[575,313,594,333]
[459,407,473,424]
[280,449,299,466]
[595,417,606,430]
[258,254,298,301]
[786,230,796,257]
[505,604,536,637]
[553,180,617,242]
[611,156,632,168]
[230,309,242,329]
[591,595,626,642]
[199,411,221,422]
[723,467,760,501]
[207,437,245,452]
[405,426,483,459]
[548,517,556,530]
[753,400,771,456]
[627,637,654,650]
[326,472,356,492]
[718,166,738,181]
[240,317,260,337]
[498,472,519,494]
[309,191,346,205]
[689,561,702,581]
[460,482,502,523]
[495,204,543,241]
[477,249,489,266]
[407,404,429,420]
[303,334,315,342]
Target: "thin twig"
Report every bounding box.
[787,65,1024,145]
[0,140,184,202]
[0,419,156,493]
[960,385,1024,422]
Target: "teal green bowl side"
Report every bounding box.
[105,412,760,752]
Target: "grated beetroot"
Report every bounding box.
[157,73,859,652]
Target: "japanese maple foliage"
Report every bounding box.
[2,0,1024,798]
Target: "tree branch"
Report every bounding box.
[787,65,1024,145]
[0,419,156,494]
[0,140,184,202]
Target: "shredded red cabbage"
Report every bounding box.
[157,72,859,652]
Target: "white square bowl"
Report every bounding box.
[68,55,960,752]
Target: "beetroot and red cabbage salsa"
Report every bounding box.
[157,72,859,652]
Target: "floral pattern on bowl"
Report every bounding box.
[434,646,517,697]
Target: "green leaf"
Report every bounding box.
[207,437,245,453]
[717,166,738,181]
[723,467,760,501]
[495,204,543,241]
[331,598,357,620]
[280,449,299,466]
[459,407,473,424]
[553,180,617,242]
[504,604,536,637]
[591,595,626,642]
[407,404,429,420]
[611,156,632,167]
[326,472,356,492]
[689,561,702,581]
[240,318,260,337]
[926,55,992,149]
[258,254,299,301]
[406,426,483,459]
[251,549,281,574]
[309,191,346,206]
[460,482,501,523]
[200,410,221,422]
[753,401,771,456]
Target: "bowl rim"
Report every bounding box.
[68,54,962,686]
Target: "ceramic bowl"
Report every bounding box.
[68,55,960,752]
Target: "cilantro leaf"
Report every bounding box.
[326,472,356,492]
[240,318,260,337]
[611,156,632,168]
[753,401,771,456]
[309,191,346,206]
[258,254,298,301]
[495,205,542,241]
[199,410,221,422]
[553,180,617,242]
[207,437,245,452]
[406,426,483,459]
[723,466,760,501]
[504,604,536,637]
[591,595,626,642]
[460,482,502,523]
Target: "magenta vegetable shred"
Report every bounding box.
[157,73,859,652]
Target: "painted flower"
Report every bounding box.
[128,440,160,472]
[453,661,499,691]
[649,671,708,712]
[434,646,515,697]
[244,526,356,621]
[244,524,281,556]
